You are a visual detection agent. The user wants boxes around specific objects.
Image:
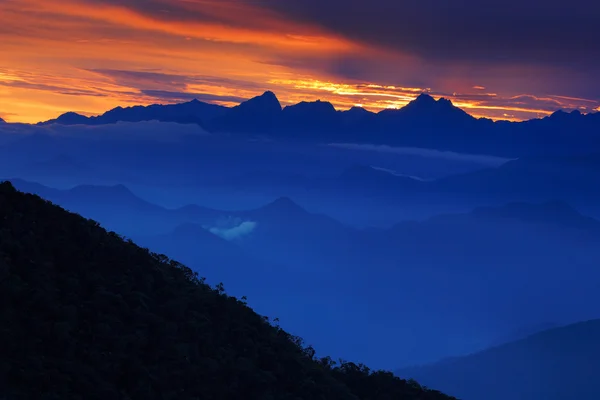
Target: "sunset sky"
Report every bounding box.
[1,0,599,123]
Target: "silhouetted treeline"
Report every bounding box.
[0,181,454,400]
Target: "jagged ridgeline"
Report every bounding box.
[0,181,454,400]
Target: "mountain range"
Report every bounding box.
[213,154,600,214]
[0,181,456,400]
[35,91,600,157]
[7,177,600,369]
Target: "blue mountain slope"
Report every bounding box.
[397,319,600,400]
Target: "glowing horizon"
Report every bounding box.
[1,0,598,124]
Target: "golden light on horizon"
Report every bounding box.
[0,0,598,124]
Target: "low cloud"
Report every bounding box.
[369,166,431,182]
[328,143,513,166]
[0,120,210,143]
[206,217,258,241]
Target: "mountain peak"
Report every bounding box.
[260,90,278,100]
[235,91,282,114]
[413,93,437,105]
[386,92,474,122]
[437,97,453,106]
[283,99,336,114]
[549,109,584,120]
[347,106,369,113]
[0,116,5,124]
[407,93,456,109]
[49,111,90,125]
[259,196,307,215]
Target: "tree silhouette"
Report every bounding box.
[0,181,455,400]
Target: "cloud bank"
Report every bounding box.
[328,143,513,166]
[0,120,209,143]
[206,217,258,241]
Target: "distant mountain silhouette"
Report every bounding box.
[5,179,175,234]
[235,90,282,115]
[279,100,341,138]
[397,319,600,400]
[432,153,600,203]
[250,196,310,217]
[207,91,281,134]
[0,117,6,124]
[238,197,350,240]
[489,322,561,347]
[212,154,600,210]
[319,154,600,205]
[4,179,346,240]
[342,106,374,116]
[40,98,227,127]
[42,111,90,125]
[471,201,600,233]
[37,91,600,156]
[380,93,474,122]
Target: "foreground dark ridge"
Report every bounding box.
[0,181,454,400]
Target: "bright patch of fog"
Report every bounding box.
[369,165,432,182]
[328,143,514,166]
[205,216,257,241]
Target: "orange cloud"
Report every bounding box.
[0,0,598,123]
[15,0,353,52]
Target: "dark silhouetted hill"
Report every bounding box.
[397,319,600,400]
[0,181,454,400]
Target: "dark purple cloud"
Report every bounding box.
[88,69,267,91]
[76,1,600,102]
[0,80,107,97]
[260,0,599,68]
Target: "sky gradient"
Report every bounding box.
[1,0,599,123]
